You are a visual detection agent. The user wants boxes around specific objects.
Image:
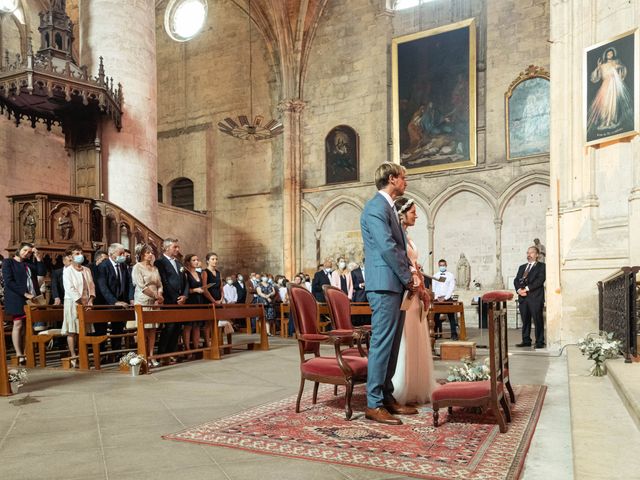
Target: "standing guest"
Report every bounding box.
[432,259,458,341]
[183,254,205,357]
[278,278,289,304]
[255,274,276,335]
[223,276,238,304]
[331,256,354,300]
[514,246,546,348]
[155,238,188,361]
[131,243,163,368]
[312,259,333,302]
[0,254,5,305]
[304,273,312,292]
[61,245,95,368]
[95,243,132,351]
[51,254,71,305]
[2,243,44,363]
[202,252,222,305]
[351,259,367,303]
[233,273,247,304]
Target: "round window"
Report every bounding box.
[165,0,208,42]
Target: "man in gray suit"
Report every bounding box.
[360,162,418,425]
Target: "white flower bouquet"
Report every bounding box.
[447,357,490,382]
[8,368,27,384]
[119,352,146,367]
[577,331,622,376]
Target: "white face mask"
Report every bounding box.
[226,280,233,285]
[338,261,346,269]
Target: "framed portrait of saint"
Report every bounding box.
[585,29,639,146]
[505,66,550,160]
[325,125,359,184]
[392,18,477,174]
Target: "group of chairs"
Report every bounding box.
[287,284,515,433]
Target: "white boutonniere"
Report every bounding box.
[179,267,185,273]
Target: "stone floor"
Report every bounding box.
[0,328,574,480]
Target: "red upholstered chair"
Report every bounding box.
[431,292,512,433]
[288,284,368,420]
[482,290,516,403]
[322,285,368,357]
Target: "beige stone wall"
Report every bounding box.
[155,0,282,274]
[157,203,210,261]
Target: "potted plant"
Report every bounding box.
[447,357,490,382]
[8,368,27,394]
[577,331,622,376]
[119,352,146,376]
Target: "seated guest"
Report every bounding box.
[311,258,333,302]
[131,243,163,368]
[233,273,247,304]
[183,254,206,357]
[202,252,222,305]
[432,258,458,341]
[2,243,43,363]
[223,277,238,304]
[95,243,132,351]
[155,238,188,360]
[331,256,353,300]
[62,245,95,368]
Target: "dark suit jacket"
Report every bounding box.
[514,262,546,306]
[312,270,332,302]
[50,267,65,302]
[95,259,132,305]
[233,281,247,303]
[155,256,188,304]
[350,267,367,302]
[2,258,42,315]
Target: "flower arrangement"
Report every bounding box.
[8,368,27,384]
[577,331,622,376]
[119,352,146,367]
[447,357,490,382]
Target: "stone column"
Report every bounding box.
[628,138,640,264]
[79,0,158,230]
[493,218,504,288]
[278,98,305,278]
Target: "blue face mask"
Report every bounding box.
[73,255,85,264]
[115,255,126,264]
[439,266,447,273]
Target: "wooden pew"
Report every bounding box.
[0,307,11,396]
[77,306,137,370]
[428,301,467,341]
[24,305,64,368]
[280,302,372,338]
[280,303,290,338]
[134,304,219,372]
[213,303,268,355]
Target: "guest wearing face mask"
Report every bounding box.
[2,243,44,363]
[255,274,276,335]
[62,245,95,367]
[223,276,238,304]
[312,258,334,302]
[233,274,247,304]
[432,258,458,341]
[330,256,353,300]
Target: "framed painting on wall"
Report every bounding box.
[325,125,359,184]
[585,29,639,146]
[505,65,550,160]
[392,18,476,174]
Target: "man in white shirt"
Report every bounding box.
[432,258,458,341]
[223,276,238,304]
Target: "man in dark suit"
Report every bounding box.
[50,254,71,305]
[95,243,132,351]
[514,246,546,349]
[351,259,367,303]
[311,259,333,302]
[155,238,188,358]
[234,273,247,304]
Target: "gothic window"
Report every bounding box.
[164,0,208,42]
[55,32,63,50]
[170,178,194,211]
[157,183,163,203]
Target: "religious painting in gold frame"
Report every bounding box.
[505,65,550,160]
[584,29,639,147]
[392,18,476,174]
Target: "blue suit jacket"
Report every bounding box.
[360,192,411,293]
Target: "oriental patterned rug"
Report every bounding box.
[163,384,546,480]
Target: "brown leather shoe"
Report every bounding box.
[365,407,403,425]
[383,401,418,415]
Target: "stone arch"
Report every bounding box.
[301,199,318,224]
[431,181,498,224]
[497,172,550,219]
[317,198,364,266]
[317,195,364,229]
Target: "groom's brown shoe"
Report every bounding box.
[365,407,403,425]
[383,400,418,415]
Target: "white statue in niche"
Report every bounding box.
[456,252,471,290]
[533,238,546,263]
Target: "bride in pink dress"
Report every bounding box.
[392,197,437,405]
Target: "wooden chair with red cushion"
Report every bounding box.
[322,285,369,357]
[288,284,368,420]
[431,290,512,433]
[482,290,516,403]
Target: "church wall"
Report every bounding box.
[155,0,283,274]
[157,203,210,262]
[301,0,550,295]
[547,0,640,345]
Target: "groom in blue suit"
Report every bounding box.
[361,162,418,425]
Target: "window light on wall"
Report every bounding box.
[0,0,18,14]
[165,0,208,42]
[395,0,436,10]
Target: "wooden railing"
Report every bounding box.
[1,308,11,396]
[598,266,639,362]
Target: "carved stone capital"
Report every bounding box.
[278,98,306,113]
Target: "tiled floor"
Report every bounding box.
[0,329,573,480]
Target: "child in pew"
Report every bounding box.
[61,245,95,368]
